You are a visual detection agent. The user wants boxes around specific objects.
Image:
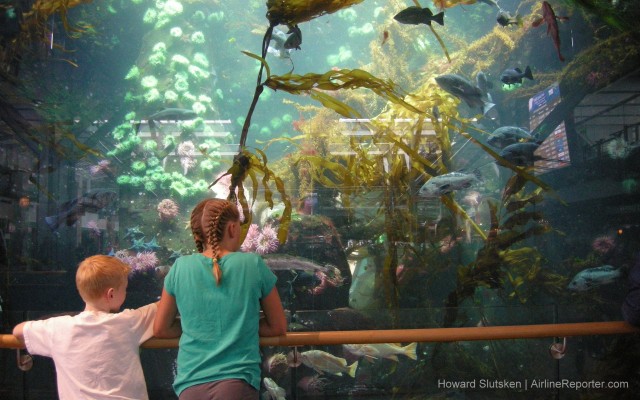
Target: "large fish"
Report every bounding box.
[500,66,534,86]
[498,142,541,167]
[394,6,444,26]
[532,1,569,62]
[293,350,358,377]
[262,254,332,273]
[418,170,482,197]
[343,343,418,362]
[567,265,622,291]
[45,189,117,230]
[148,108,197,121]
[488,126,537,149]
[435,74,495,115]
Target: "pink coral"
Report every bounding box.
[85,220,101,236]
[89,159,111,176]
[135,251,159,271]
[592,235,615,255]
[157,199,179,221]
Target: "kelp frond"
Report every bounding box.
[265,67,424,116]
[210,149,292,244]
[266,0,365,26]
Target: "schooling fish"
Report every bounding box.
[394,6,444,26]
[567,265,622,291]
[418,170,482,197]
[45,189,117,230]
[500,66,534,86]
[532,1,569,62]
[488,126,537,149]
[343,343,418,362]
[435,73,495,115]
[496,9,523,27]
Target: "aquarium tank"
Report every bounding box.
[1,0,640,399]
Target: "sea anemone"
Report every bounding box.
[124,66,140,80]
[148,52,166,66]
[143,8,157,24]
[188,65,209,80]
[192,101,207,115]
[241,224,260,252]
[177,141,197,174]
[171,54,190,68]
[152,42,167,53]
[255,225,279,255]
[190,31,205,44]
[193,52,209,68]
[163,0,183,16]
[592,235,616,255]
[169,26,182,37]
[157,198,180,220]
[263,353,289,378]
[132,251,159,272]
[89,159,111,176]
[164,90,179,102]
[141,75,158,88]
[174,78,189,92]
[144,88,161,103]
[131,161,146,173]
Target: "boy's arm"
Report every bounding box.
[12,322,27,347]
[153,290,182,338]
[259,287,287,337]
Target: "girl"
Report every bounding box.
[154,198,286,400]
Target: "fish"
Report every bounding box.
[393,6,444,26]
[295,350,358,377]
[343,342,418,362]
[45,190,117,230]
[496,10,523,27]
[283,25,302,50]
[567,265,622,291]
[498,142,541,167]
[488,126,537,149]
[500,66,534,86]
[262,254,332,273]
[531,1,569,62]
[147,108,197,121]
[263,377,286,400]
[476,71,493,94]
[418,170,482,197]
[435,73,495,115]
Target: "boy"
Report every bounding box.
[13,255,158,400]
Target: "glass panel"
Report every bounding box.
[1,0,639,399]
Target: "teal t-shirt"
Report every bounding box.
[164,252,277,395]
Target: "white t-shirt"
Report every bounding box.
[23,303,157,400]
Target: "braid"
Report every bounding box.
[201,199,240,286]
[190,199,208,253]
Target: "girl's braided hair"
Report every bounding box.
[192,198,239,285]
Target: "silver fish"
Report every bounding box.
[296,350,358,377]
[343,343,418,362]
[567,265,622,291]
[262,254,331,273]
[498,142,540,167]
[418,170,481,197]
[488,126,536,149]
[263,377,286,400]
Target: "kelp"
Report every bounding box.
[266,0,366,26]
[22,0,93,40]
[209,149,292,244]
[263,66,425,117]
[411,0,451,62]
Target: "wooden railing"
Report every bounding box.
[1,321,638,350]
